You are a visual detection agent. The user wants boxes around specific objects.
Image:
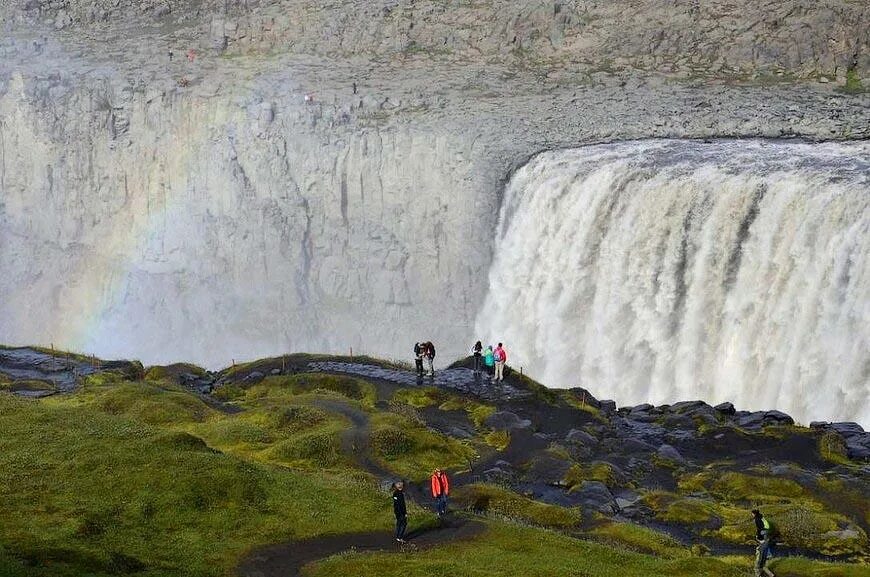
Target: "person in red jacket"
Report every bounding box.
[430,468,450,517]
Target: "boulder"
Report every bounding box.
[714,402,736,415]
[669,400,710,415]
[565,429,598,446]
[657,444,685,463]
[566,387,601,409]
[736,411,765,430]
[599,400,617,414]
[573,481,618,514]
[484,411,532,431]
[763,410,794,425]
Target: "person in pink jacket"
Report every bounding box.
[494,343,508,382]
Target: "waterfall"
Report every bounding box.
[476,140,869,425]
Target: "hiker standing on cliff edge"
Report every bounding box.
[494,343,508,382]
[413,342,425,377]
[425,341,436,377]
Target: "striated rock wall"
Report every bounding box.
[0,0,868,368]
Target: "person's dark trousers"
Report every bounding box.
[435,495,448,516]
[415,358,423,375]
[473,355,481,373]
[395,515,407,540]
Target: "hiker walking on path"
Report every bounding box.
[494,343,508,382]
[431,469,450,517]
[393,481,408,543]
[425,341,436,377]
[413,342,425,377]
[752,509,776,577]
[471,341,483,374]
[484,345,495,380]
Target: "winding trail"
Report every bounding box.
[236,517,485,577]
[236,395,486,577]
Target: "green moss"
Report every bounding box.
[678,471,808,502]
[843,68,864,93]
[393,387,442,408]
[453,484,582,528]
[565,462,619,488]
[484,429,511,451]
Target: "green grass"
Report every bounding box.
[369,412,476,481]
[586,521,688,558]
[453,484,582,528]
[246,373,377,407]
[305,522,746,577]
[0,393,389,577]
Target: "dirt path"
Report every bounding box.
[312,398,393,481]
[236,516,485,577]
[237,397,485,577]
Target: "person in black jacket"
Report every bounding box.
[413,343,424,377]
[392,481,408,543]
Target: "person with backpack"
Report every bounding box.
[484,345,495,380]
[425,341,436,377]
[752,509,776,577]
[471,341,483,374]
[393,481,408,543]
[494,343,508,382]
[430,468,450,517]
[413,342,425,377]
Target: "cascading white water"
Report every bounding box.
[476,140,869,425]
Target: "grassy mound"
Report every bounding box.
[453,484,582,528]
[0,393,389,577]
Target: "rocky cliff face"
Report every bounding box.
[0,1,868,367]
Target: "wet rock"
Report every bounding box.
[736,411,765,430]
[714,402,736,415]
[599,400,617,414]
[657,444,685,463]
[484,411,532,431]
[574,481,618,514]
[763,410,794,425]
[566,387,601,408]
[243,371,265,382]
[565,428,598,446]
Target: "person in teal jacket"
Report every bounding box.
[483,345,495,380]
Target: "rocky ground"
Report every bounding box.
[2,346,869,574]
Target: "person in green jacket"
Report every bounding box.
[483,345,495,380]
[752,509,776,577]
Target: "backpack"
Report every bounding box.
[493,348,503,362]
[428,343,436,358]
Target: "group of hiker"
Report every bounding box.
[471,341,508,381]
[413,341,436,377]
[413,340,510,382]
[391,468,450,544]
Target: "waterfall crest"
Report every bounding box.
[476,140,869,425]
